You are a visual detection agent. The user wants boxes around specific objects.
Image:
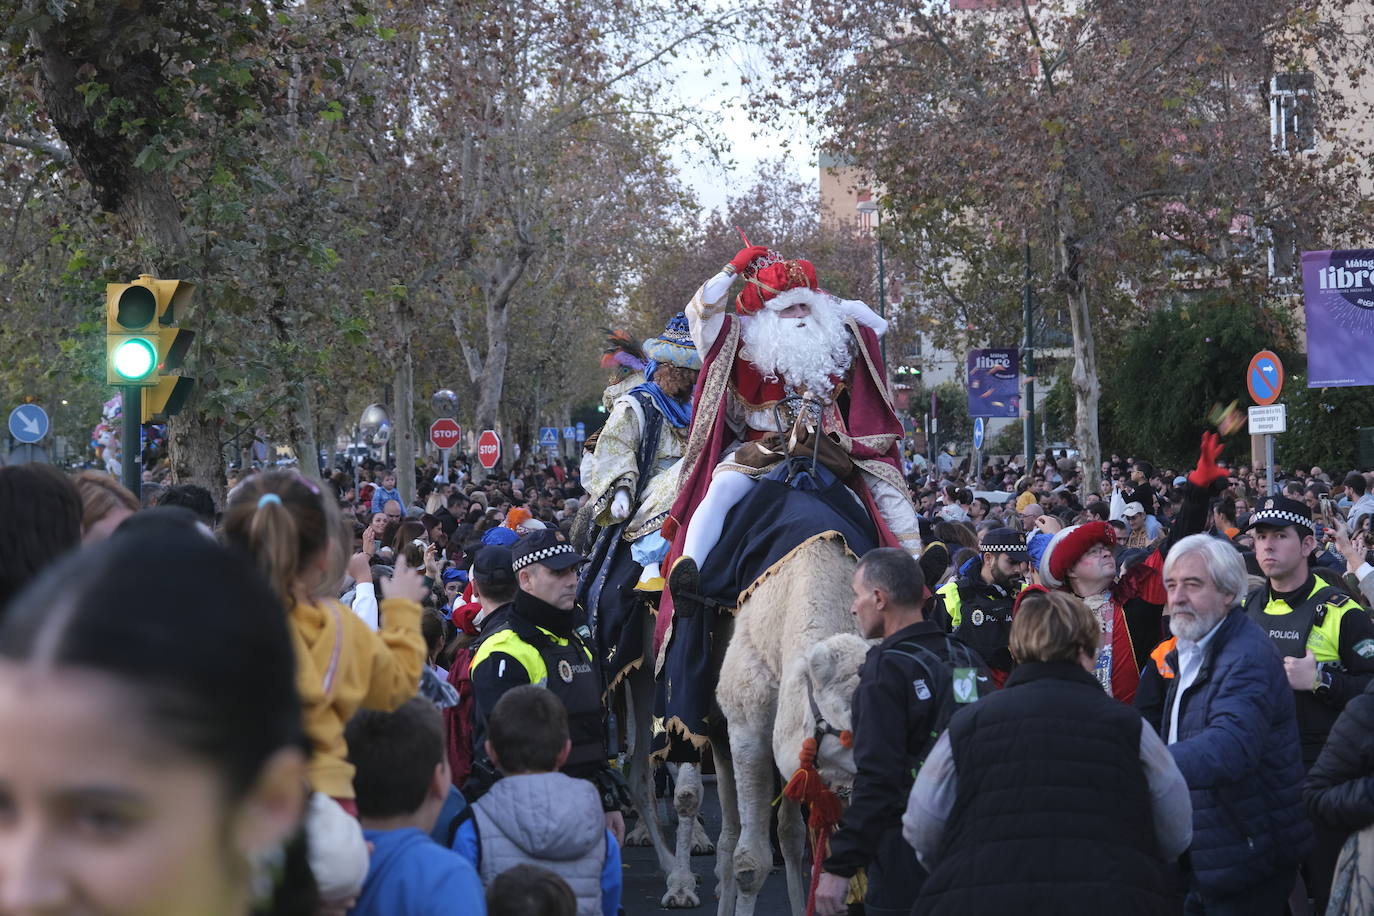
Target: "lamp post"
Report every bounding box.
[1022,240,1035,472]
[855,197,887,364]
[358,403,389,499]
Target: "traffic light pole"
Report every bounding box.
[122,386,141,499]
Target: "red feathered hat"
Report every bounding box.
[1038,521,1117,589]
[736,258,824,315]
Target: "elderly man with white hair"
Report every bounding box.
[1135,534,1311,914]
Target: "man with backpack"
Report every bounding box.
[814,548,990,916]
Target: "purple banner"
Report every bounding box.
[967,348,1020,418]
[1302,249,1374,388]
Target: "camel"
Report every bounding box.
[713,534,866,916]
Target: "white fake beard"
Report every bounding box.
[740,300,853,399]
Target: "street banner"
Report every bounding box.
[1301,249,1374,387]
[966,348,1020,418]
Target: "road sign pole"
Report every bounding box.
[1266,435,1275,496]
[442,447,449,483]
[121,386,141,499]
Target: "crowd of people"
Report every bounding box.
[809,436,1374,916]
[3,423,1374,915]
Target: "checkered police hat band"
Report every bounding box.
[513,543,578,571]
[1251,509,1310,528]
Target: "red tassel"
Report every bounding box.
[783,736,849,916]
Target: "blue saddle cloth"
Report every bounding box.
[657,459,879,758]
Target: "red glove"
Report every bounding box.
[1187,431,1226,488]
[728,245,771,275]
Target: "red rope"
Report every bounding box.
[782,737,846,916]
[805,824,831,916]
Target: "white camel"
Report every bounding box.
[713,535,865,916]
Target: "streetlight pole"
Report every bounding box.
[1022,240,1035,472]
[856,197,887,365]
[875,217,887,366]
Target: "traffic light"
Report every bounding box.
[106,279,160,385]
[105,275,197,419]
[142,326,195,422]
[142,277,197,423]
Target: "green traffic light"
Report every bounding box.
[112,337,157,380]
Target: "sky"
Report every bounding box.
[660,39,820,217]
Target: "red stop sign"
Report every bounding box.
[429,418,461,450]
[477,429,501,469]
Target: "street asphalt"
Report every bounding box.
[620,775,795,914]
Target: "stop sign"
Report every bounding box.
[429,418,461,451]
[477,429,501,469]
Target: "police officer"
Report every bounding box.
[468,528,626,843]
[1245,494,1374,909]
[814,549,988,916]
[933,527,1029,687]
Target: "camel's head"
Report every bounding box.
[796,633,870,793]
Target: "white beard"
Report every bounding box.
[740,299,853,400]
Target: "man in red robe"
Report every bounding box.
[661,243,922,627]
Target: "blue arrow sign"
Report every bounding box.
[8,404,49,444]
[1250,360,1278,400]
[972,417,986,450]
[539,427,559,448]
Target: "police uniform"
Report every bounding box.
[1243,496,1374,765]
[934,528,1028,684]
[1244,495,1374,908]
[467,529,624,810]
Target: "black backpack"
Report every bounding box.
[882,634,993,774]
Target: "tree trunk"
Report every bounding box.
[166,386,227,501]
[470,301,510,483]
[288,383,322,484]
[1058,226,1102,494]
[393,306,417,508]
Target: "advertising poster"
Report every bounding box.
[966,348,1020,418]
[1301,249,1374,387]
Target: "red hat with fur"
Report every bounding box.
[1038,521,1117,590]
[736,258,823,315]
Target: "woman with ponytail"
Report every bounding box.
[222,471,427,809]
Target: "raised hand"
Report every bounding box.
[728,244,771,275]
[1188,431,1227,488]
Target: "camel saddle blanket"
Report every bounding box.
[655,460,877,758]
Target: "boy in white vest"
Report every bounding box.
[450,686,622,916]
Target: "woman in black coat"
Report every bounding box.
[904,588,1193,916]
[1308,681,1374,831]
[1306,680,1374,914]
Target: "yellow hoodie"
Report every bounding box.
[290,595,425,799]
